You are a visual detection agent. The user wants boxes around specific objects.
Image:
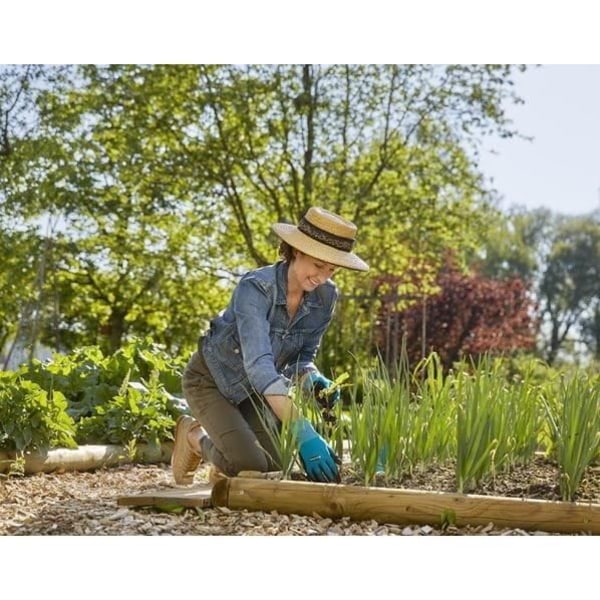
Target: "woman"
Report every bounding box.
[171,206,369,485]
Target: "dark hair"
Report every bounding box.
[278,241,295,262]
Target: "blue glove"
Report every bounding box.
[303,372,340,409]
[375,445,388,475]
[292,418,341,483]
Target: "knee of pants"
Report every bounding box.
[224,446,270,476]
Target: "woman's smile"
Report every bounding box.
[289,250,338,293]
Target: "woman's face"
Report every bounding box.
[289,250,339,292]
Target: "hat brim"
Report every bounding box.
[272,223,369,272]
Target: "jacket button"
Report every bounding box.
[234,348,240,354]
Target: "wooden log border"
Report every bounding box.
[0,442,173,474]
[212,477,600,535]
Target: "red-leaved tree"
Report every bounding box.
[374,261,538,372]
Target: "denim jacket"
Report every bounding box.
[201,260,338,405]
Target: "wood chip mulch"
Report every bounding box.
[3,456,597,536]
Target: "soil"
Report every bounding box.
[2,455,598,536]
[351,456,600,504]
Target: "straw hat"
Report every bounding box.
[272,207,369,272]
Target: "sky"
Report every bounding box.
[478,65,600,216]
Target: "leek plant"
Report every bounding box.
[311,372,350,460]
[454,356,542,493]
[295,379,348,464]
[494,360,544,467]
[411,353,457,467]
[348,355,413,485]
[455,356,542,492]
[542,373,600,501]
[247,389,297,479]
[455,364,500,493]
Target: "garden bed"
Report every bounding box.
[192,454,600,534]
[351,455,600,503]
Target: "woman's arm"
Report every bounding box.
[263,393,298,422]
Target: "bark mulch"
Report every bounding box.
[2,455,598,536]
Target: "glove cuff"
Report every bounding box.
[299,371,319,391]
[291,418,318,445]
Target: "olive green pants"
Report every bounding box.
[181,350,281,476]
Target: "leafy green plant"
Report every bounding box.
[20,338,186,421]
[3,337,185,453]
[0,372,77,452]
[76,370,178,448]
[21,345,117,419]
[103,337,187,396]
[7,454,26,477]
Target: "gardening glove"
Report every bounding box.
[292,418,341,483]
[375,445,388,475]
[303,372,340,411]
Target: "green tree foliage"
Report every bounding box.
[0,227,44,363]
[539,213,600,364]
[2,65,227,355]
[0,66,73,365]
[580,299,600,362]
[473,205,554,282]
[475,206,600,365]
[196,64,524,272]
[1,64,527,373]
[569,211,600,364]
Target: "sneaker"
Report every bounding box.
[171,415,202,485]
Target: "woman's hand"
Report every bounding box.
[292,418,341,483]
[303,372,340,409]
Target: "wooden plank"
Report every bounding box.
[115,473,281,509]
[211,477,600,534]
[116,472,281,510]
[117,484,213,508]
